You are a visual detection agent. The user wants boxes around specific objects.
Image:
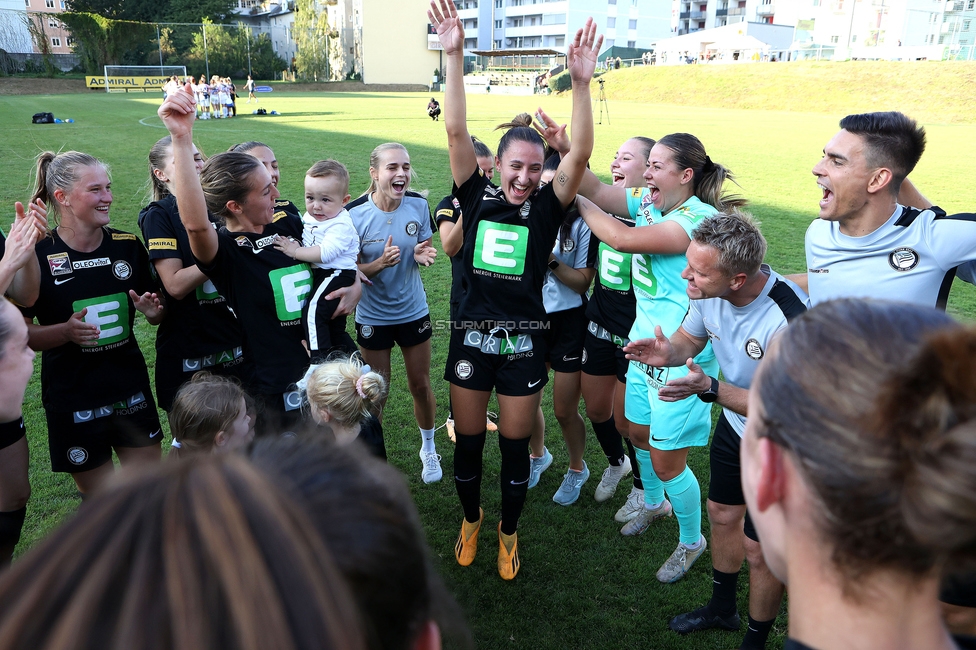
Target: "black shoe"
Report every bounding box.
[669,605,741,635]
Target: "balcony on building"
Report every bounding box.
[945,0,964,11]
[691,10,706,19]
[728,6,745,15]
[756,3,775,15]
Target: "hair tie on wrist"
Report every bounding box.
[355,375,367,399]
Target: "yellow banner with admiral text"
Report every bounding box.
[85,76,169,89]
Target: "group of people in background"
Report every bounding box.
[163,73,259,118]
[0,1,974,648]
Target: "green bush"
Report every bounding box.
[548,70,571,93]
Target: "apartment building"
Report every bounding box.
[233,0,298,66]
[22,0,72,55]
[455,0,672,53]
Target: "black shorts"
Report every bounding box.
[444,329,548,397]
[46,389,162,474]
[307,268,357,359]
[707,412,758,543]
[0,418,26,451]
[357,314,432,351]
[542,305,587,373]
[252,390,307,437]
[581,330,629,384]
[154,348,252,412]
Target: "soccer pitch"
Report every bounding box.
[2,87,976,649]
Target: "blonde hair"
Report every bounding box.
[362,143,426,198]
[304,356,388,427]
[169,373,247,457]
[32,150,110,227]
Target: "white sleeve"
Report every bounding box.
[681,299,707,340]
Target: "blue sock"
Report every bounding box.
[663,465,701,546]
[634,447,665,505]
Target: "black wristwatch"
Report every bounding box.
[548,259,560,270]
[698,376,719,403]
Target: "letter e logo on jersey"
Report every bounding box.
[195,279,220,301]
[598,243,632,291]
[269,264,312,321]
[888,247,919,272]
[455,360,473,380]
[73,292,130,345]
[745,338,764,360]
[631,254,658,296]
[473,221,528,276]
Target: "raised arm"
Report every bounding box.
[897,177,933,210]
[576,196,690,255]
[0,204,43,307]
[551,19,602,209]
[157,85,218,265]
[535,109,630,217]
[429,0,477,188]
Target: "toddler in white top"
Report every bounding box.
[275,160,360,362]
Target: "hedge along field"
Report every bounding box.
[2,86,976,649]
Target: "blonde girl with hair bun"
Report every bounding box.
[302,355,389,460]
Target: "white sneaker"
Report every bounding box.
[420,450,442,484]
[594,455,632,502]
[527,447,553,489]
[614,486,645,523]
[620,499,672,536]
[656,535,707,583]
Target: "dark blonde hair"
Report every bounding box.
[0,456,366,650]
[306,160,350,197]
[363,143,422,198]
[304,356,387,427]
[755,299,966,582]
[169,373,247,456]
[656,133,745,212]
[31,150,109,226]
[692,210,766,277]
[494,113,545,160]
[251,437,473,650]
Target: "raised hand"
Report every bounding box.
[25,198,48,234]
[130,290,164,322]
[532,108,570,156]
[65,307,100,346]
[428,0,464,55]
[566,17,602,85]
[3,206,42,270]
[623,325,674,368]
[414,241,437,267]
[157,82,197,138]
[381,235,401,268]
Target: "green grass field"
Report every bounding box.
[2,76,976,649]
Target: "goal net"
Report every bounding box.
[102,65,187,93]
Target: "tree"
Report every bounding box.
[58,13,155,73]
[292,0,331,81]
[184,20,286,79]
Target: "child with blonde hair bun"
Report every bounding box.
[302,355,389,459]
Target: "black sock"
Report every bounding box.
[498,435,530,536]
[707,568,740,617]
[454,431,486,524]
[625,438,643,490]
[740,615,775,650]
[591,417,625,466]
[0,506,27,567]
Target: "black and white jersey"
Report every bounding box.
[23,227,156,412]
[434,194,464,306]
[195,215,311,395]
[273,198,301,223]
[453,167,565,332]
[138,194,244,359]
[805,204,976,308]
[585,216,637,338]
[681,267,809,436]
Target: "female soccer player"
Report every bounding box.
[544,119,743,581]
[347,142,439,483]
[429,0,601,579]
[743,299,976,650]
[158,86,361,435]
[140,135,251,413]
[25,151,164,495]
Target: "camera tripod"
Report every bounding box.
[596,79,610,125]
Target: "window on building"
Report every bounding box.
[51,37,60,46]
[609,0,616,4]
[629,19,637,29]
[511,0,522,5]
[66,36,73,47]
[605,38,614,46]
[511,16,523,26]
[969,0,974,8]
[627,40,636,46]
[542,13,565,24]
[48,18,57,27]
[24,0,28,6]
[495,0,501,6]
[607,17,616,27]
[44,0,54,7]
[494,39,502,47]
[495,19,502,28]
[554,35,564,46]
[851,34,857,41]
[59,0,64,6]
[939,34,947,43]
[830,35,839,43]
[964,19,971,30]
